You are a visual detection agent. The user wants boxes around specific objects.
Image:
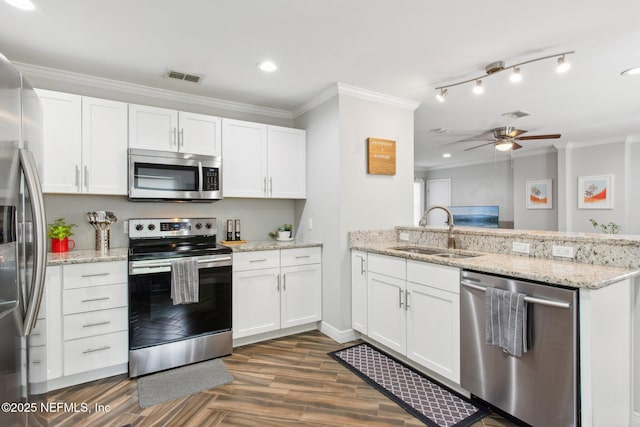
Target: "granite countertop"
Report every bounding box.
[352,242,640,290]
[223,239,322,252]
[47,247,128,266]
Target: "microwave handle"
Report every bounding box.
[198,161,203,194]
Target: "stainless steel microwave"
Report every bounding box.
[128,148,222,201]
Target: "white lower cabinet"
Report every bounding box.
[233,247,321,341]
[358,251,461,384]
[34,261,128,393]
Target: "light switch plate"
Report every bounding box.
[512,242,530,254]
[123,220,129,234]
[552,245,574,258]
[399,232,409,241]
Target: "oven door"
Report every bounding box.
[128,255,232,351]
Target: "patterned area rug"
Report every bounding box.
[329,343,489,427]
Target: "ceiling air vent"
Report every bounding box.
[501,110,530,119]
[166,70,202,84]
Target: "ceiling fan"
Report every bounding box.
[464,126,561,152]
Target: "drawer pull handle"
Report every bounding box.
[295,255,311,259]
[83,321,111,328]
[81,273,110,278]
[32,360,42,365]
[80,297,110,303]
[249,259,267,263]
[83,346,111,354]
[31,332,41,336]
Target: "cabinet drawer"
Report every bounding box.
[63,331,128,376]
[368,253,406,279]
[233,250,280,272]
[29,320,47,347]
[63,283,127,315]
[64,307,128,341]
[406,260,460,294]
[281,247,321,267]
[29,346,48,383]
[63,261,127,290]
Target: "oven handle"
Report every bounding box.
[129,256,232,275]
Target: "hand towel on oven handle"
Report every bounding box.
[170,257,199,305]
[485,287,528,357]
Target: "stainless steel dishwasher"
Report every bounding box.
[460,270,578,427]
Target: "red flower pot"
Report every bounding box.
[51,237,75,253]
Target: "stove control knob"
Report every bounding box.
[205,223,212,229]
[148,224,156,231]
[195,223,202,229]
[135,224,143,231]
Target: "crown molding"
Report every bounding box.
[14,62,294,119]
[293,82,421,118]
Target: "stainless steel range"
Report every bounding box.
[127,217,232,377]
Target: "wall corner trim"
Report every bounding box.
[319,321,358,344]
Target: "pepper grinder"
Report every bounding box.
[226,219,234,241]
[234,219,241,241]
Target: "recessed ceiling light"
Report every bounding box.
[5,0,35,10]
[257,61,278,72]
[621,66,640,76]
[442,153,451,158]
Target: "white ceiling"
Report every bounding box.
[2,0,640,169]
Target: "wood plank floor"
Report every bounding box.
[30,331,517,427]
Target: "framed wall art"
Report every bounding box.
[578,174,614,209]
[526,179,553,209]
[367,138,396,175]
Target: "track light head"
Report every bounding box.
[435,88,448,102]
[510,67,522,83]
[472,79,484,95]
[556,55,571,73]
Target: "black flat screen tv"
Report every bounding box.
[448,205,499,228]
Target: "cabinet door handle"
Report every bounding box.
[283,273,286,291]
[83,345,111,354]
[269,177,273,196]
[84,165,89,189]
[399,289,404,309]
[180,128,184,148]
[276,273,280,291]
[263,177,267,196]
[81,272,110,278]
[75,165,80,190]
[172,127,177,147]
[295,255,310,259]
[249,259,267,263]
[405,291,410,310]
[80,297,110,303]
[360,257,366,275]
[83,321,111,328]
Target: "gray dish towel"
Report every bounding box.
[170,257,199,305]
[485,287,528,357]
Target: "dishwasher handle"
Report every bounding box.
[460,279,571,309]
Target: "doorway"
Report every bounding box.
[426,178,451,226]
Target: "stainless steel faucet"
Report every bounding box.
[419,205,456,249]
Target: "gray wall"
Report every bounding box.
[513,152,558,231]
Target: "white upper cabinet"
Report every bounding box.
[222,118,306,199]
[37,90,128,195]
[129,104,221,156]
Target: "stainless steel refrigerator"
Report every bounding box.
[0,52,47,426]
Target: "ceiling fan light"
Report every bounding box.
[436,88,448,102]
[472,79,484,95]
[556,55,571,73]
[495,139,513,151]
[621,66,640,76]
[510,67,522,83]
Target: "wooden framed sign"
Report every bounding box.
[367,138,396,175]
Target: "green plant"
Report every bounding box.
[47,218,77,240]
[268,223,294,239]
[589,219,621,234]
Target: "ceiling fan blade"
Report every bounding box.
[507,129,527,138]
[445,138,493,146]
[464,141,495,151]
[511,142,523,150]
[516,133,561,141]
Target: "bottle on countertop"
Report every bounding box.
[234,219,241,241]
[226,219,234,241]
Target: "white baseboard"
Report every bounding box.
[319,321,358,344]
[633,411,640,427]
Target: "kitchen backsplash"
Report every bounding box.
[44,194,296,250]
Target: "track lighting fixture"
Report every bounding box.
[510,67,522,83]
[472,79,484,95]
[436,88,448,102]
[434,51,574,102]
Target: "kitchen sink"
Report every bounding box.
[391,246,479,258]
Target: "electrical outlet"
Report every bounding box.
[123,220,129,234]
[399,232,409,241]
[308,218,313,231]
[512,242,530,254]
[552,245,574,258]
